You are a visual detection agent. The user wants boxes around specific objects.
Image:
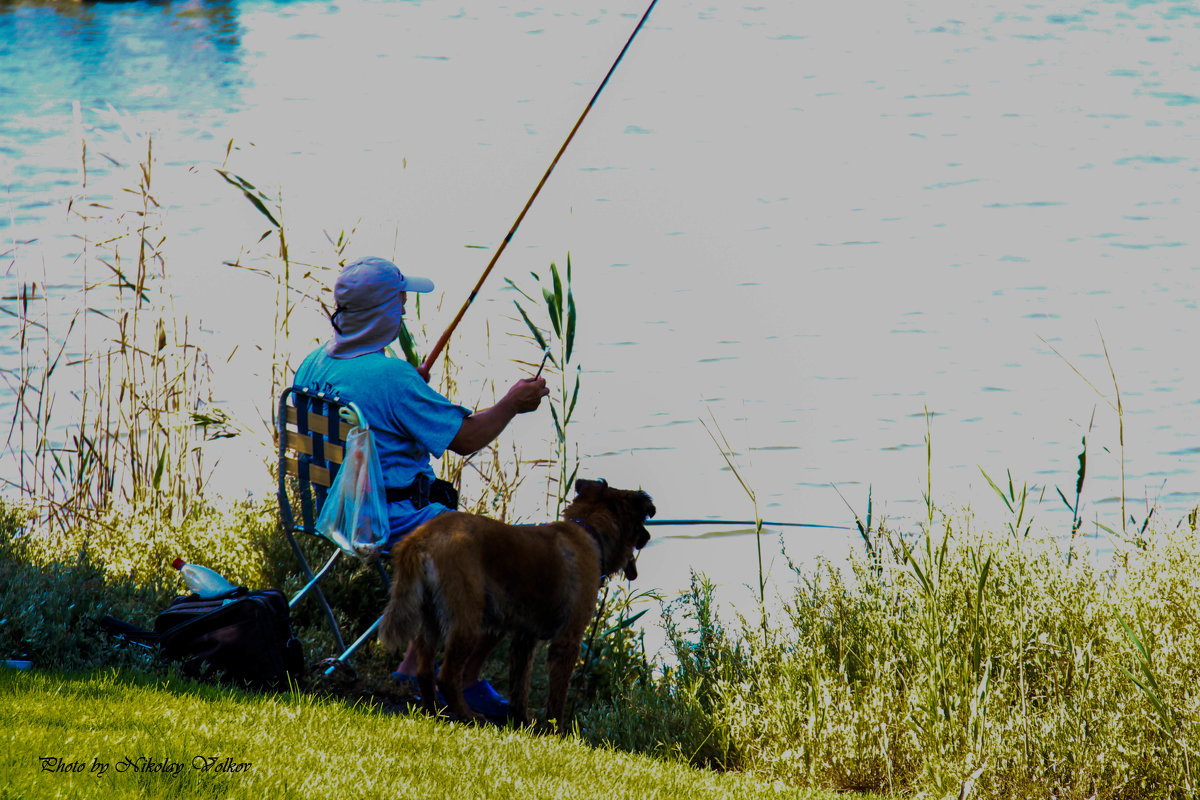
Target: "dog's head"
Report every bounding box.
[570,478,655,580]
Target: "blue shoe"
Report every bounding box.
[463,679,510,718]
[390,671,446,705]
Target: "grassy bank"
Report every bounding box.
[4,492,1200,798]
[0,669,818,800]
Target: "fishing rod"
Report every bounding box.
[533,347,552,379]
[418,0,660,380]
[646,520,854,531]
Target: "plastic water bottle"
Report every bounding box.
[172,558,236,598]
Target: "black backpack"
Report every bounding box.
[99,587,304,690]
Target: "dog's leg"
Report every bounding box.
[440,628,483,721]
[545,632,585,734]
[464,629,504,689]
[507,633,537,726]
[414,626,440,716]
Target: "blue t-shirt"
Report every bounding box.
[293,345,471,544]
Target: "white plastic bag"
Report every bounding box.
[314,426,389,558]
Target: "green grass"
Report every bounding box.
[0,669,834,800]
[6,484,1200,798]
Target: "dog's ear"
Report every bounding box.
[574,478,606,498]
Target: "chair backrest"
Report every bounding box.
[277,386,366,537]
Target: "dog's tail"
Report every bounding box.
[378,546,427,652]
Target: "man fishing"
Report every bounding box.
[294,255,548,716]
[293,0,658,716]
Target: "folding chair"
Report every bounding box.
[277,385,389,677]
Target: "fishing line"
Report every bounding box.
[646,520,854,531]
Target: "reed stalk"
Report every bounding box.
[701,409,766,613]
[979,466,1044,541]
[508,256,580,517]
[4,133,221,531]
[1040,329,1139,539]
[215,156,301,408]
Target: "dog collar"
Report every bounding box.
[568,518,607,569]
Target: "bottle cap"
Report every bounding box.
[172,557,185,570]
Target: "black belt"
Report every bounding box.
[385,486,421,503]
[386,473,430,507]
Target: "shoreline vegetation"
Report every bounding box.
[3,138,1200,798]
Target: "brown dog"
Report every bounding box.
[378,478,654,729]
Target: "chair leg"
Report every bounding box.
[323,615,384,677]
[315,555,391,677]
[284,530,347,654]
[290,550,342,607]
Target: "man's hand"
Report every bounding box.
[503,377,549,414]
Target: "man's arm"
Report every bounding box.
[448,377,548,456]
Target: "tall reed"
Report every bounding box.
[1040,329,1139,539]
[216,163,296,406]
[660,421,1200,797]
[702,410,767,610]
[3,134,220,530]
[508,256,580,517]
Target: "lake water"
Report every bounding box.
[2,0,1199,608]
